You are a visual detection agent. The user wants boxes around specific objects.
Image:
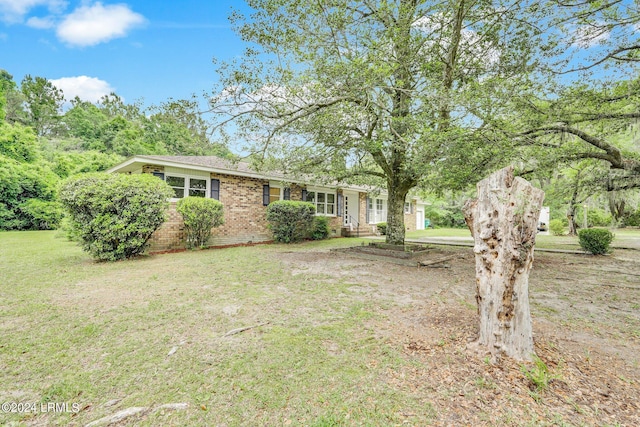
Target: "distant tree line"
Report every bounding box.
[0,69,232,231]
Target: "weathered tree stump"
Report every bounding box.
[463,166,544,361]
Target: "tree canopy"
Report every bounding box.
[210,0,547,244]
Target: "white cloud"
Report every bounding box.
[50,76,114,103]
[56,2,145,47]
[0,0,66,23]
[26,15,55,29]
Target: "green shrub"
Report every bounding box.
[176,197,224,248]
[266,200,315,243]
[578,228,614,255]
[622,208,640,227]
[59,173,173,261]
[548,219,565,236]
[311,216,330,240]
[376,222,387,235]
[587,208,612,227]
[19,199,63,230]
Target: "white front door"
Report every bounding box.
[343,192,359,226]
[416,210,424,230]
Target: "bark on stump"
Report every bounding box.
[463,166,544,362]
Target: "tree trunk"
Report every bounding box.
[385,183,408,245]
[463,166,544,362]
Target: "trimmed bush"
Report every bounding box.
[176,197,224,248]
[376,222,387,235]
[549,219,565,236]
[311,216,330,240]
[266,200,315,243]
[578,228,614,255]
[59,173,174,261]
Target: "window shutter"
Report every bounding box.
[301,189,308,201]
[283,188,291,200]
[337,194,344,217]
[263,184,270,206]
[366,197,371,223]
[211,179,220,200]
[410,202,414,214]
[152,172,165,180]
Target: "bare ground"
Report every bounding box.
[278,245,640,426]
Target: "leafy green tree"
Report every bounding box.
[61,97,109,145]
[0,69,26,125]
[145,98,232,156]
[20,75,64,136]
[210,0,544,244]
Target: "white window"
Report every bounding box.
[368,198,387,223]
[165,175,208,199]
[307,191,336,216]
[404,202,411,214]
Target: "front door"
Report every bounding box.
[343,192,359,226]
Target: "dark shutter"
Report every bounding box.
[211,179,220,200]
[301,189,308,201]
[283,188,291,200]
[366,197,371,223]
[152,172,165,180]
[337,194,344,217]
[263,184,270,206]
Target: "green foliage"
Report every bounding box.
[623,208,640,227]
[176,197,225,248]
[587,208,612,227]
[21,75,64,136]
[376,222,387,235]
[549,219,565,236]
[521,355,558,392]
[59,173,174,261]
[19,199,63,230]
[311,215,330,240]
[265,200,315,243]
[0,155,59,230]
[425,205,467,228]
[578,228,614,255]
[0,122,38,162]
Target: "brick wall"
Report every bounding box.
[148,202,184,252]
[143,165,421,251]
[404,200,417,232]
[208,172,272,246]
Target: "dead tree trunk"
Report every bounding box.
[463,166,544,362]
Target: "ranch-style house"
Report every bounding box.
[107,155,427,251]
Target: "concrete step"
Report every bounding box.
[341,226,376,237]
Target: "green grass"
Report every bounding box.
[0,231,434,426]
[405,227,640,250]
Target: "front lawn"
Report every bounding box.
[1,231,639,426]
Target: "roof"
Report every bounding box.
[107,155,365,191]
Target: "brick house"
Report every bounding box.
[107,155,427,251]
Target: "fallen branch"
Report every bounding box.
[418,255,457,267]
[223,322,270,337]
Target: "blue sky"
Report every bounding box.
[0,0,252,107]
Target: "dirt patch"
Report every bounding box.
[277,245,640,426]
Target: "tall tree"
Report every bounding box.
[21,75,64,136]
[209,0,545,244]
